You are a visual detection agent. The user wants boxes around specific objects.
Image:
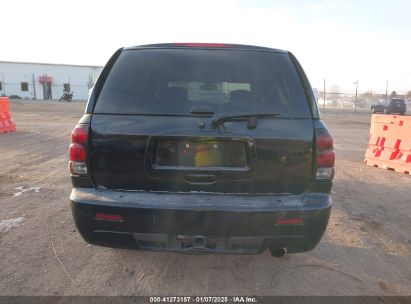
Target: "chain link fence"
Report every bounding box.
[0,81,91,101]
[316,87,411,115]
[0,69,98,101]
[2,73,410,112]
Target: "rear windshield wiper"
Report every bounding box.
[211,112,281,129]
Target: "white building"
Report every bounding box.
[0,61,103,100]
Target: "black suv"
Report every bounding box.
[69,43,334,257]
[371,98,406,115]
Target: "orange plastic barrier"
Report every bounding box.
[365,114,411,174]
[0,97,16,133]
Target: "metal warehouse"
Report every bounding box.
[0,61,103,100]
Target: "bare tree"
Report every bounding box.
[361,91,374,98]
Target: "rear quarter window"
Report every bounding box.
[94,48,312,118]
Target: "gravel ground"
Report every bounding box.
[0,100,410,296]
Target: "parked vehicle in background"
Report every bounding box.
[341,100,355,108]
[8,95,22,99]
[371,98,406,115]
[355,99,366,108]
[336,99,366,109]
[69,43,334,257]
[59,91,74,102]
[324,99,340,107]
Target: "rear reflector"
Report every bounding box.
[173,43,234,48]
[95,213,124,222]
[275,218,304,225]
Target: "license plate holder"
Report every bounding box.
[155,139,247,169]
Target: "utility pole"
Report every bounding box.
[32,74,37,100]
[385,80,388,105]
[323,78,326,110]
[2,72,5,95]
[354,80,358,113]
[42,74,49,100]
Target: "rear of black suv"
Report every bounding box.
[69,43,334,256]
[387,98,406,115]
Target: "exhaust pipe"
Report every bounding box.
[270,248,287,258]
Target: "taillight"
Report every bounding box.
[95,213,124,222]
[71,127,87,144]
[173,42,234,48]
[69,125,88,175]
[317,150,335,167]
[70,143,86,161]
[316,129,333,150]
[315,128,335,180]
[275,217,304,225]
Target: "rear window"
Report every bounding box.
[94,49,311,118]
[391,99,405,105]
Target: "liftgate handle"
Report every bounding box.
[184,173,217,185]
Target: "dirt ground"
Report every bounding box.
[0,100,410,296]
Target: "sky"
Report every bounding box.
[1,0,411,93]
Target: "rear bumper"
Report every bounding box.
[387,107,406,113]
[70,188,332,254]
